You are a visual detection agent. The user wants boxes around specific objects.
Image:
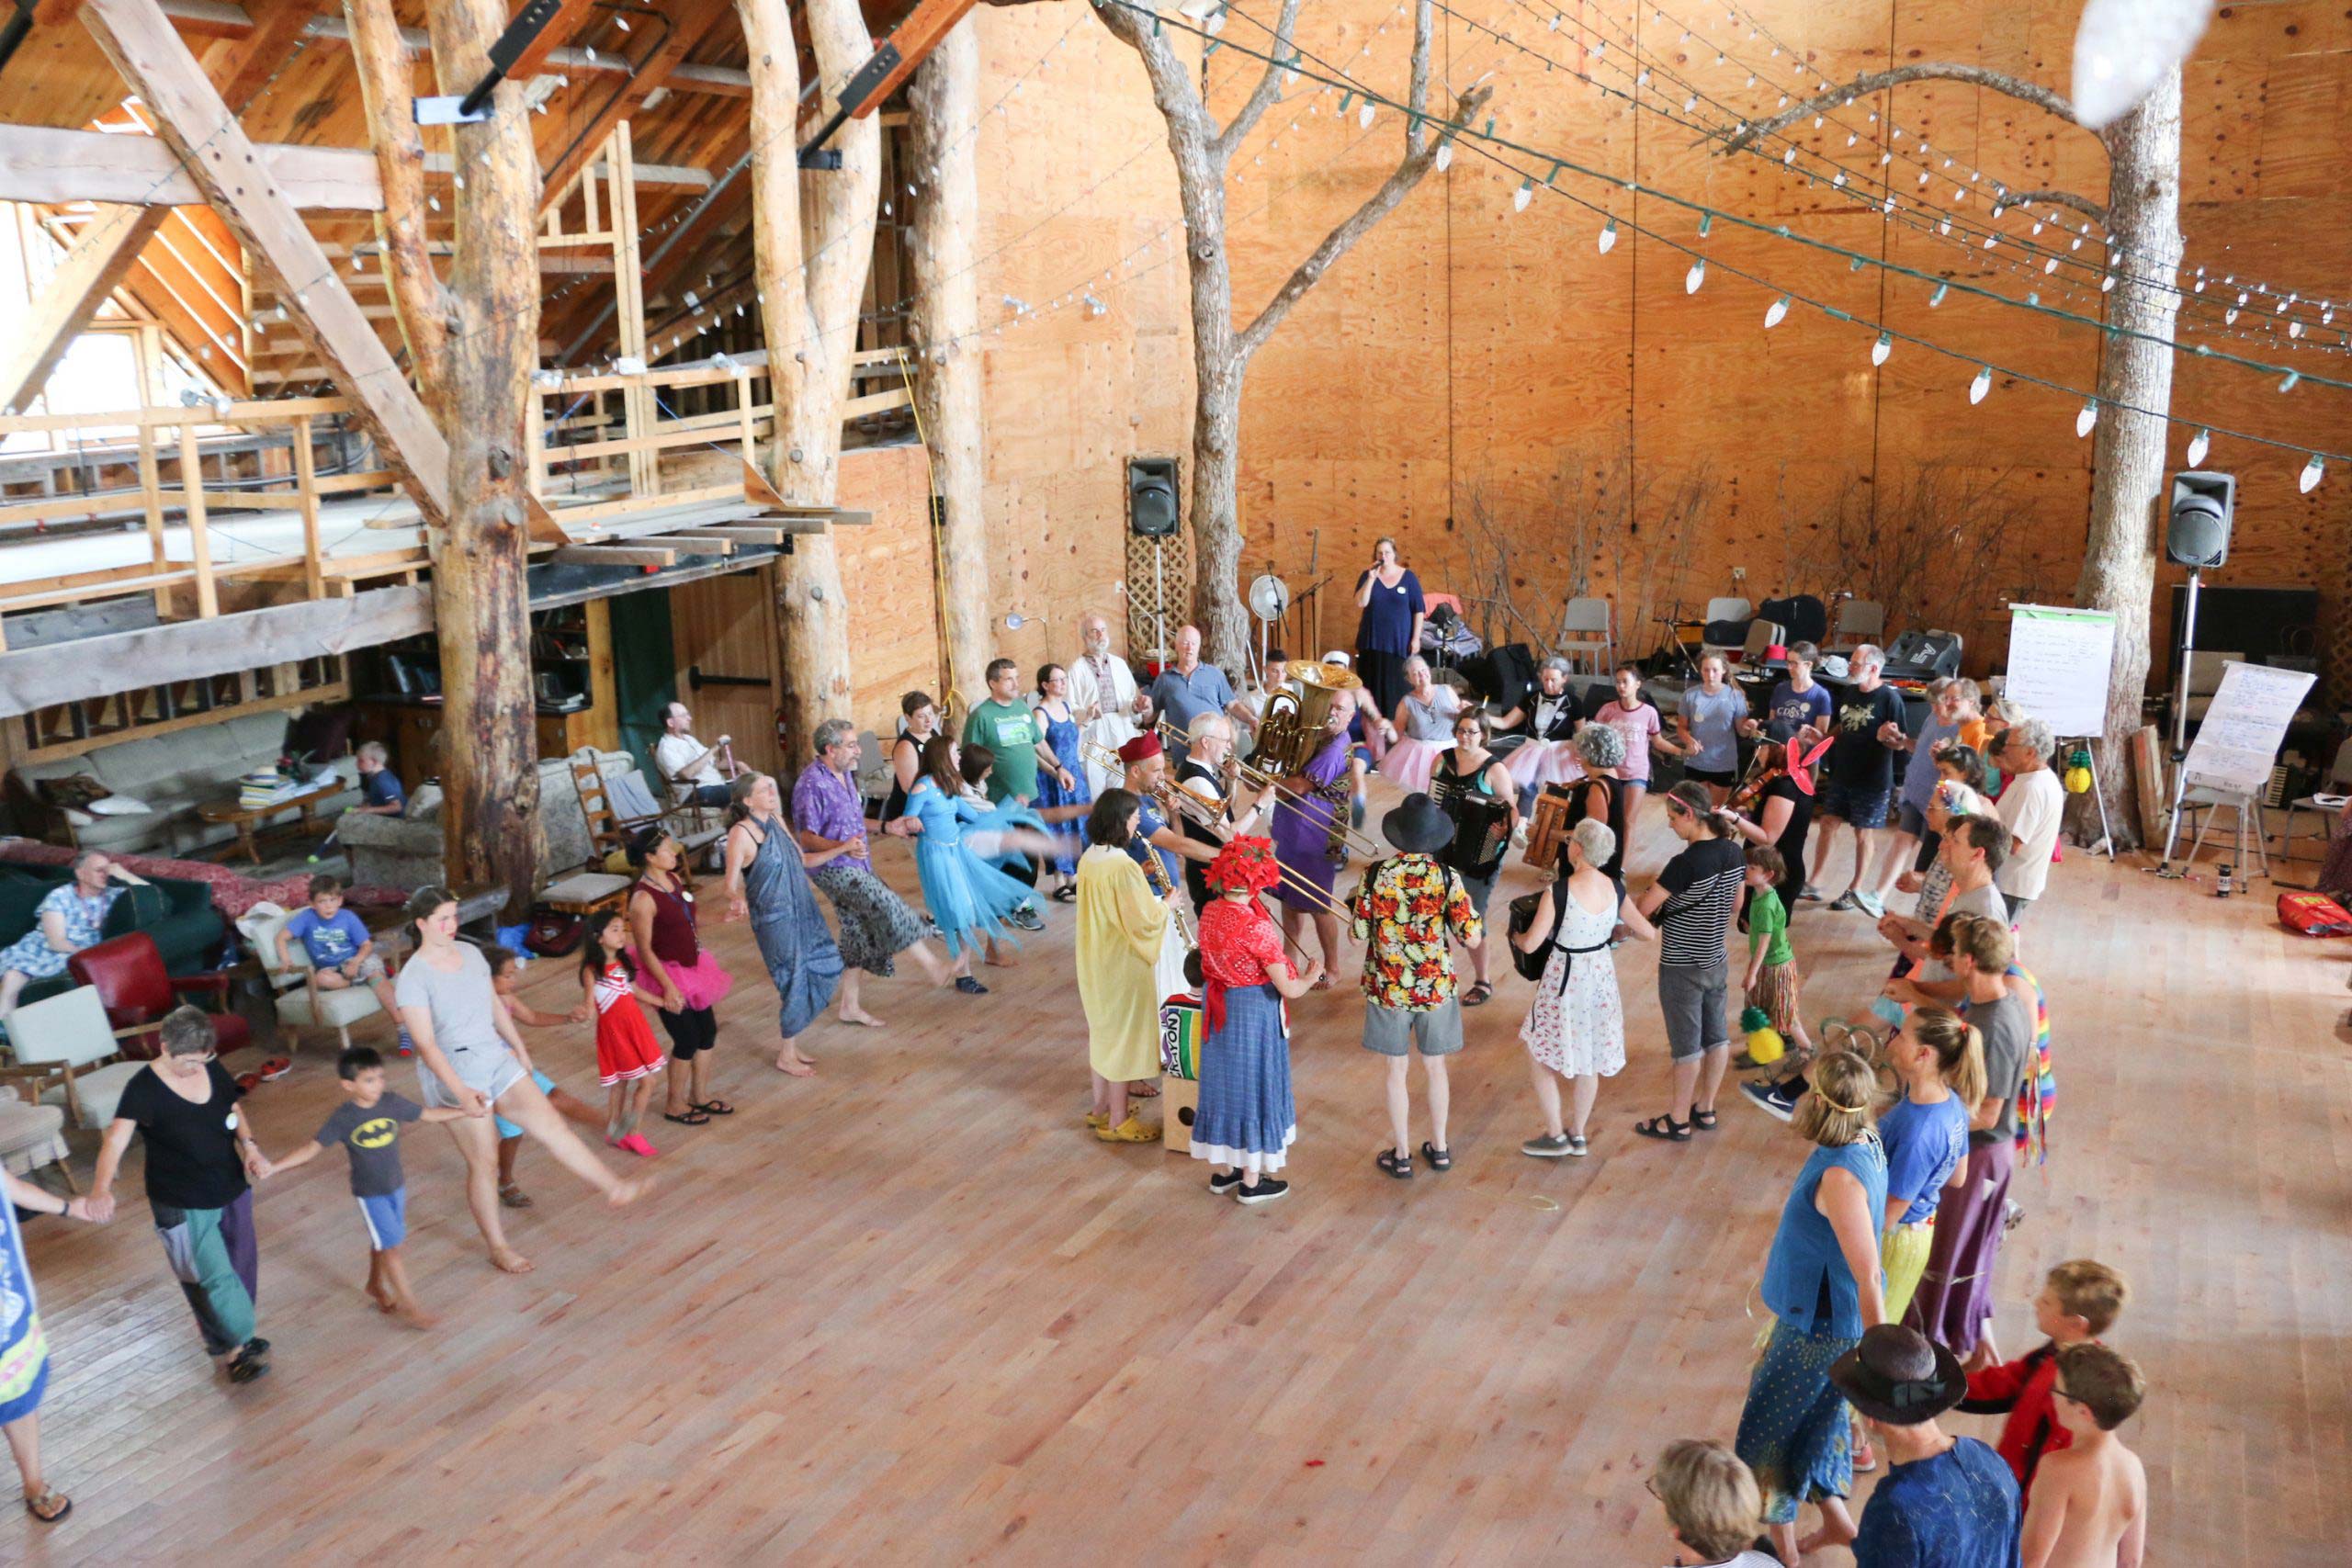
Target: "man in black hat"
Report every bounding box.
[1348,793,1483,1181]
[1832,1325,2021,1567]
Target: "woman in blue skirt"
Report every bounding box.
[1191,837,1324,1205]
[1030,663,1093,901]
[2,1168,108,1524]
[1733,1049,1888,1565]
[723,773,844,1077]
[904,736,1061,993]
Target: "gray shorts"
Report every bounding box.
[1657,958,1731,1061]
[1457,871,1497,919]
[417,1044,527,1110]
[1895,800,1930,839]
[2002,892,2033,925]
[1363,998,1464,1057]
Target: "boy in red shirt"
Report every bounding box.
[1958,1258,2130,1511]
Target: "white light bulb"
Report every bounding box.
[2290,321,2305,339]
[1930,283,1949,306]
[1514,180,1532,211]
[2075,400,2098,437]
[1598,218,1618,254]
[1968,366,1993,404]
[1783,147,1796,164]
[1871,332,1892,366]
[1685,258,1706,293]
[2279,370,2301,393]
[1765,294,1790,328]
[2186,428,2210,466]
[1434,142,1452,172]
[1360,103,1375,128]
[2300,454,2324,493]
[2224,308,2239,323]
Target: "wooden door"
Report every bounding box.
[667,566,784,781]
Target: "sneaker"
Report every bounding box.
[1007,905,1045,932]
[226,1341,270,1384]
[1521,1133,1575,1158]
[257,1056,293,1082]
[1853,890,1885,919]
[1207,1169,1246,1195]
[2003,1199,2026,1234]
[954,976,989,995]
[397,1027,414,1057]
[1095,1114,1161,1144]
[1741,1079,1802,1122]
[1827,891,1860,912]
[1798,884,1826,902]
[1235,1177,1290,1205]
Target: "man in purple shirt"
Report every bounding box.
[791,719,951,1024]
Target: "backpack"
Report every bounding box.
[523,908,585,957]
[2278,891,2352,936]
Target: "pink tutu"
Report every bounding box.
[1505,740,1585,790]
[1380,737,1444,793]
[631,945,735,1010]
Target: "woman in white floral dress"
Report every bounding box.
[1512,818,1656,1157]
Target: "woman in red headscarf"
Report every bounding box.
[1190,837,1323,1206]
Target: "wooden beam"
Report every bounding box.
[704,524,795,545]
[78,0,450,524]
[1,206,167,414]
[209,0,323,110]
[536,0,720,209]
[503,0,597,82]
[647,532,738,553]
[0,586,432,718]
[0,125,385,209]
[345,0,447,417]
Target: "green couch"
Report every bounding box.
[0,866,225,1007]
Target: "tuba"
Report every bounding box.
[1251,660,1362,775]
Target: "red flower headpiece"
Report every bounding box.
[1204,834,1283,895]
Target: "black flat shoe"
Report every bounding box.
[1375,1148,1414,1179]
[1419,1140,1452,1170]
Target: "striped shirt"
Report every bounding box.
[1653,838,1746,966]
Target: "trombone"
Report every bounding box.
[1153,716,1385,866]
[1144,738,1354,925]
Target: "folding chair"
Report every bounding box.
[1700,596,1755,661]
[2277,735,2352,867]
[1555,596,1613,676]
[1826,599,1884,654]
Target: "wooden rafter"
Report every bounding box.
[1,206,167,414]
[206,0,324,110]
[537,0,727,210]
[77,0,451,524]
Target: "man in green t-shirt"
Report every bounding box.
[962,658,1045,804]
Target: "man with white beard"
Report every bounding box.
[1069,613,1152,795]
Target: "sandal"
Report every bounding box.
[1460,982,1492,1008]
[1690,1106,1719,1132]
[662,1109,712,1126]
[1127,1082,1160,1099]
[23,1487,70,1524]
[1051,885,1079,903]
[1632,1113,1692,1143]
[1375,1148,1415,1179]
[497,1182,535,1210]
[1419,1140,1452,1171]
[955,976,989,995]
[692,1099,736,1116]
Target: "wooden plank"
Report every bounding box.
[0,126,386,210]
[0,206,168,413]
[535,0,718,209]
[15,678,347,765]
[0,584,431,716]
[77,0,451,525]
[548,546,677,569]
[502,0,597,82]
[705,524,796,545]
[291,413,322,600]
[0,568,201,614]
[546,481,743,523]
[177,421,217,617]
[647,533,739,553]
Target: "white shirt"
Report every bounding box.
[1069,650,1144,795]
[655,732,722,794]
[1994,767,2065,900]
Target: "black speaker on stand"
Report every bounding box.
[2157,470,2235,868]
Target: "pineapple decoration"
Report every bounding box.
[1740,1005,1785,1066]
[2064,746,2094,795]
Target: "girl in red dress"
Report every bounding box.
[578,911,668,1158]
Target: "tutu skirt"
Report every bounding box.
[634,946,734,1011]
[1381,737,1444,793]
[1506,740,1583,790]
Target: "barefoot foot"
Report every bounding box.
[838,1009,884,1028]
[608,1177,650,1207]
[773,1054,817,1077]
[392,1302,438,1331]
[490,1247,536,1275]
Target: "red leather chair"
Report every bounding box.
[68,932,253,1062]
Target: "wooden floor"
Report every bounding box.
[8,783,2348,1564]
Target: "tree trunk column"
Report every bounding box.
[426,0,545,913]
[907,19,989,713]
[2074,69,2183,848]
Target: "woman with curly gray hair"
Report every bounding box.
[1562,719,1631,882]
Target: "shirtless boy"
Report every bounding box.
[2022,1343,2147,1568]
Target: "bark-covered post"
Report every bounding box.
[424,0,544,913]
[1722,64,2183,847]
[738,0,882,755]
[907,18,990,711]
[345,0,450,416]
[1096,0,1487,671]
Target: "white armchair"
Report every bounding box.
[7,986,145,1131]
[248,904,386,1053]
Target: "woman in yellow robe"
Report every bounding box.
[1077,788,1170,1144]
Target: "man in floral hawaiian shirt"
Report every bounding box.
[1349,793,1483,1180]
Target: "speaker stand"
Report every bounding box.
[2155,567,2206,873]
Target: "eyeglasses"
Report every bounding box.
[1642,1473,1666,1502]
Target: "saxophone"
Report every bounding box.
[1135,821,1197,950]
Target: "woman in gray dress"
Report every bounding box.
[723,773,844,1077]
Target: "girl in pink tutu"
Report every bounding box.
[626,828,738,1129]
[1378,656,1461,794]
[1503,655,1588,817]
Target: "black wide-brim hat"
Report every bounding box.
[1381,791,1454,855]
[1828,1324,1969,1426]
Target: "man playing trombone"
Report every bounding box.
[1267,684,1357,987]
[1172,714,1273,914]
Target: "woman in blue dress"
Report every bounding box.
[723,773,844,1077]
[1029,663,1092,901]
[2,1168,107,1524]
[0,851,143,1023]
[1351,536,1426,744]
[906,736,1062,993]
[1191,837,1324,1206]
